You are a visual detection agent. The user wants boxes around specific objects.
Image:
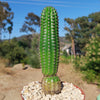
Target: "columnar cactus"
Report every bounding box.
[40,6,61,94]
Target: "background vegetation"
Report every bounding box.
[0,1,100,84]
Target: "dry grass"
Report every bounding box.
[0,57,9,64]
[57,63,84,87]
[1,68,15,75]
[0,58,14,75]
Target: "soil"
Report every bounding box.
[0,63,99,100]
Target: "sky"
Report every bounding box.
[1,0,100,39]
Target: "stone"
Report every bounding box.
[21,81,84,100]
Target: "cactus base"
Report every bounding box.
[42,76,62,95]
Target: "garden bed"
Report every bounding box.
[21,81,85,100]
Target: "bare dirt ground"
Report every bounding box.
[0,63,100,100]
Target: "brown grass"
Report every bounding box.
[0,58,14,75]
[2,68,15,75]
[0,57,9,64]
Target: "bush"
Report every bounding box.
[60,55,74,64]
[63,50,68,57]
[21,54,40,69]
[0,40,27,66]
[0,40,10,57]
[6,45,26,66]
[85,36,100,73]
[82,70,96,83]
[27,54,40,68]
[73,56,81,70]
[73,35,100,83]
[0,34,40,68]
[22,35,40,68]
[18,38,31,49]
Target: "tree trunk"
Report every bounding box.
[0,32,2,42]
[9,33,11,44]
[71,37,76,58]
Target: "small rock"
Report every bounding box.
[21,81,85,100]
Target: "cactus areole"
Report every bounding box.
[40,6,61,94]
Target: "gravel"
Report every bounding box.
[21,81,85,100]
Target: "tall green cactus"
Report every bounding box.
[40,6,61,94]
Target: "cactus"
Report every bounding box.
[40,6,61,94]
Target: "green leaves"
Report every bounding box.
[74,35,100,83]
[0,1,14,39]
[20,13,40,33]
[85,36,100,72]
[64,12,100,52]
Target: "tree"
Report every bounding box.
[75,12,100,51]
[8,26,13,43]
[75,16,90,51]
[95,24,100,35]
[0,1,14,41]
[20,13,40,34]
[64,18,77,57]
[26,34,40,68]
[64,12,100,53]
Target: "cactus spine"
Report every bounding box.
[40,6,61,94]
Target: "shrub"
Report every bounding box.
[85,36,100,74]
[0,34,40,68]
[73,35,100,83]
[0,40,10,57]
[6,45,26,66]
[63,50,68,57]
[18,38,31,49]
[27,54,40,68]
[0,40,27,66]
[22,35,40,68]
[82,69,96,83]
[60,55,74,64]
[73,56,81,70]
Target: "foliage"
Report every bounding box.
[73,56,81,70]
[60,50,74,64]
[64,18,76,57]
[0,1,14,41]
[18,37,32,49]
[64,12,100,52]
[20,13,40,33]
[6,45,26,66]
[31,34,39,52]
[95,24,100,35]
[59,55,73,64]
[0,34,40,68]
[22,34,40,68]
[27,54,40,68]
[63,50,68,57]
[82,70,96,83]
[85,36,100,73]
[73,35,100,83]
[0,39,27,66]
